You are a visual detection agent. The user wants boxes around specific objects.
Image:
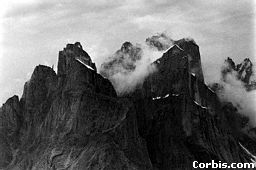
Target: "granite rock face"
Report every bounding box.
[0,42,150,170]
[0,95,22,168]
[0,40,255,170]
[128,40,253,169]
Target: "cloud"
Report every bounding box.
[0,0,254,103]
[217,71,256,126]
[109,52,157,95]
[100,39,166,95]
[213,58,256,127]
[99,32,181,95]
[146,32,174,51]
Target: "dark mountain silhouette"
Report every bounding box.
[0,40,255,169]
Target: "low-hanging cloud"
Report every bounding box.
[215,60,256,126]
[100,33,173,95]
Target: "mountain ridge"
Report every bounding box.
[0,40,255,169]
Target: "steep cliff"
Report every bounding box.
[127,40,252,169]
[0,42,151,170]
[0,40,254,170]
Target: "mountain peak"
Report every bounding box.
[57,42,97,75]
[222,57,253,85]
[174,38,204,82]
[237,58,253,84]
[0,40,255,169]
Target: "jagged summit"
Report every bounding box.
[237,58,253,84]
[58,42,97,76]
[0,40,255,169]
[222,57,253,85]
[101,38,204,88]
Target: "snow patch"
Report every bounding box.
[152,93,180,100]
[163,44,184,53]
[163,94,169,98]
[152,96,161,100]
[172,94,180,96]
[207,86,215,93]
[76,58,95,71]
[239,143,256,163]
[194,100,207,109]
[175,44,184,51]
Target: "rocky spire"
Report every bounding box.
[237,58,253,84]
[57,42,97,76]
[221,57,253,85]
[0,40,254,169]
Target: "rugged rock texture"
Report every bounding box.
[209,57,256,160]
[0,42,150,170]
[0,40,255,170]
[0,95,22,168]
[222,57,254,88]
[128,40,252,169]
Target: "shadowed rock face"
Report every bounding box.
[0,42,150,170]
[0,41,254,170]
[128,40,252,169]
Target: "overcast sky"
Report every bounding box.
[0,0,255,104]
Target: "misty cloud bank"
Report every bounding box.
[100,33,174,95]
[100,32,256,127]
[214,58,256,126]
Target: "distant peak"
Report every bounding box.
[222,57,253,85]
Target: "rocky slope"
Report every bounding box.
[127,41,253,169]
[0,40,255,170]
